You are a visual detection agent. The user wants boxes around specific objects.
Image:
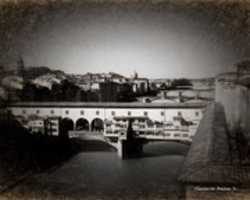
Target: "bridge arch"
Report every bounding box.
[75,118,90,131]
[91,118,104,132]
[60,117,74,138]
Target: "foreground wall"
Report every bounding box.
[179,102,250,200]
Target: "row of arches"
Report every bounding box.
[14,115,104,133]
[60,117,104,133]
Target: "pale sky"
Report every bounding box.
[12,3,244,78]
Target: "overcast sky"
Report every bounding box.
[3,2,247,79]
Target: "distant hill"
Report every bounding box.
[23,66,66,80]
[0,66,68,90]
[32,73,67,90]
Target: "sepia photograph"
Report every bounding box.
[0,0,250,199]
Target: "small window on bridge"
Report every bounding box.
[50,110,54,115]
[111,111,115,116]
[96,110,100,115]
[80,110,84,115]
[65,110,69,115]
[36,110,40,114]
[144,111,148,116]
[195,111,199,117]
[161,111,164,116]
[128,111,131,116]
[177,112,182,116]
[22,110,26,114]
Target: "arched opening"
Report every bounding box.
[75,118,89,131]
[91,118,104,132]
[60,117,74,139]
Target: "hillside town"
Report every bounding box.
[0,58,215,105]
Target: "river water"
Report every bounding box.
[5,141,189,200]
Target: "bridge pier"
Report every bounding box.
[117,138,144,159]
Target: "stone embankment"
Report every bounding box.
[179,102,250,199]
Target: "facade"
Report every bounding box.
[104,115,194,144]
[20,116,60,136]
[27,118,45,134]
[46,117,60,136]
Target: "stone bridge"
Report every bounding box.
[8,101,206,133]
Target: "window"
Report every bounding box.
[36,110,40,114]
[195,111,199,117]
[22,110,26,114]
[111,111,115,116]
[177,111,182,116]
[50,110,54,115]
[80,110,84,115]
[65,110,69,115]
[161,111,165,116]
[144,111,148,116]
[128,111,131,116]
[96,110,100,115]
